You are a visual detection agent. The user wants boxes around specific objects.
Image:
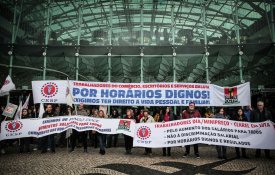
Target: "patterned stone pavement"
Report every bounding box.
[0,145,274,175]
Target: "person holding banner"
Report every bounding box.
[232,108,249,159]
[140,109,155,156]
[182,102,201,158]
[71,103,88,153]
[214,107,229,159]
[90,109,98,148]
[124,109,134,154]
[41,104,57,154]
[251,100,273,159]
[19,108,31,153]
[161,107,176,156]
[97,110,107,155]
[107,109,120,148]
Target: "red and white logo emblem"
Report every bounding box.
[137,126,151,140]
[3,80,10,85]
[41,82,58,98]
[5,121,23,132]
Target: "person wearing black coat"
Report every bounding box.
[19,108,31,153]
[251,100,273,159]
[232,108,249,159]
[41,104,57,153]
[107,109,119,148]
[161,107,176,156]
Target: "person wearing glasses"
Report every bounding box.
[251,100,273,159]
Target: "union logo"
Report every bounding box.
[4,79,10,85]
[137,126,151,140]
[5,120,23,132]
[117,120,131,131]
[224,87,239,104]
[41,82,58,98]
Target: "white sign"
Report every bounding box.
[1,117,275,150]
[32,81,251,106]
[0,116,135,140]
[133,118,275,149]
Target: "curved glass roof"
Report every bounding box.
[0,0,274,89]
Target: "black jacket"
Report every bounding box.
[42,111,56,118]
[251,108,272,122]
[232,114,248,122]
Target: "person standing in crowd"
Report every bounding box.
[133,108,139,122]
[70,103,88,153]
[154,110,161,122]
[137,109,144,123]
[27,108,34,118]
[140,109,155,156]
[41,104,56,153]
[19,108,31,153]
[90,109,98,148]
[214,107,229,159]
[124,109,134,154]
[161,107,175,156]
[0,105,7,154]
[98,110,107,155]
[232,108,249,159]
[204,108,214,118]
[58,106,71,148]
[107,109,119,148]
[251,100,273,159]
[243,105,253,122]
[182,102,201,158]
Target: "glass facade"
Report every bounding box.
[0,0,274,89]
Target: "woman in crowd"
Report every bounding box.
[140,109,155,156]
[90,109,98,148]
[233,108,249,159]
[98,110,107,155]
[124,109,134,154]
[19,108,31,153]
[161,107,175,156]
[154,111,161,122]
[214,107,229,159]
[204,108,214,118]
[107,109,120,148]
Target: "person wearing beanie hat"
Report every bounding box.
[182,102,201,158]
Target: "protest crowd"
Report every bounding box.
[0,99,274,160]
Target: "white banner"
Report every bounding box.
[133,118,275,149]
[1,117,275,149]
[32,81,251,106]
[0,116,135,140]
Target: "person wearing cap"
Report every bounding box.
[140,109,154,156]
[182,102,201,158]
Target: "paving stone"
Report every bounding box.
[0,145,274,175]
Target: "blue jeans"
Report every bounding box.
[98,133,106,151]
